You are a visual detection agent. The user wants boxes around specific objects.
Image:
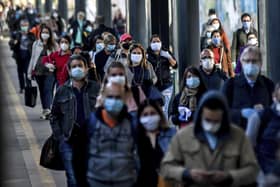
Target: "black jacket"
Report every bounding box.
[146,47,177,91]
[222,73,274,128]
[9,31,35,61]
[198,66,227,90]
[70,19,91,46]
[50,80,100,140]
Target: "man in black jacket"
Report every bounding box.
[198,49,227,90]
[222,46,274,129]
[50,55,100,187]
[9,19,35,93]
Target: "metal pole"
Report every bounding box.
[266,0,280,82]
[58,0,68,20]
[96,0,112,27]
[176,0,200,80]
[75,0,86,15]
[45,0,52,14]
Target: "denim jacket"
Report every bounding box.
[50,80,100,140]
[158,127,177,153]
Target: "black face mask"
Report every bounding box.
[122,42,130,50]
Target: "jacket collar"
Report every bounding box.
[238,73,265,88]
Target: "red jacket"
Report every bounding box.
[43,50,71,86]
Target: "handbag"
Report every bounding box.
[39,135,64,170]
[24,80,37,107]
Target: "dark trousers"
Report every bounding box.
[16,50,30,90]
[59,126,88,187]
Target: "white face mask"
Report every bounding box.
[209,14,217,20]
[131,54,143,64]
[247,38,258,46]
[212,23,220,30]
[60,43,69,51]
[41,33,50,40]
[202,58,214,70]
[202,119,221,133]
[140,115,161,131]
[150,42,162,51]
[108,75,126,86]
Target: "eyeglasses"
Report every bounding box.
[242,59,260,64]
[201,56,213,59]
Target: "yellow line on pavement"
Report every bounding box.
[2,64,57,186]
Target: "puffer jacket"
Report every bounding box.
[86,108,138,183]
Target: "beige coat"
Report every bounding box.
[160,124,259,187]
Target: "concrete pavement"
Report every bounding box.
[0,39,66,187]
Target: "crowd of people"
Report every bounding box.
[3,3,280,187]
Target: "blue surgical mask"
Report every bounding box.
[186,77,200,89]
[71,67,85,80]
[96,43,104,52]
[140,115,161,131]
[242,21,251,30]
[104,98,124,116]
[20,26,29,32]
[106,44,116,52]
[206,31,212,38]
[212,37,221,46]
[243,63,260,78]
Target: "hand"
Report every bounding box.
[190,169,210,185]
[241,108,257,119]
[27,73,32,80]
[160,50,171,59]
[45,63,56,72]
[207,170,230,184]
[254,104,264,111]
[232,61,236,69]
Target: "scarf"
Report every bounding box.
[179,87,198,111]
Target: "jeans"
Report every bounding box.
[59,126,88,187]
[44,74,55,109]
[87,178,135,187]
[59,141,78,187]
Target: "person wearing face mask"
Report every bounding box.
[103,33,134,84]
[161,91,259,187]
[94,33,117,81]
[136,100,176,187]
[235,33,259,75]
[42,35,72,86]
[201,8,217,37]
[50,55,100,187]
[105,62,145,111]
[128,43,160,104]
[86,82,138,187]
[198,49,227,90]
[209,30,235,78]
[170,67,207,128]
[246,83,280,174]
[200,25,215,51]
[147,34,177,116]
[146,34,177,91]
[9,19,36,93]
[68,11,91,47]
[27,25,58,119]
[51,10,66,37]
[222,46,274,129]
[24,2,37,27]
[231,13,258,68]
[210,18,231,52]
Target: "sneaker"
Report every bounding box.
[40,109,51,120]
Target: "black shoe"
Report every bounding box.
[19,89,24,94]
